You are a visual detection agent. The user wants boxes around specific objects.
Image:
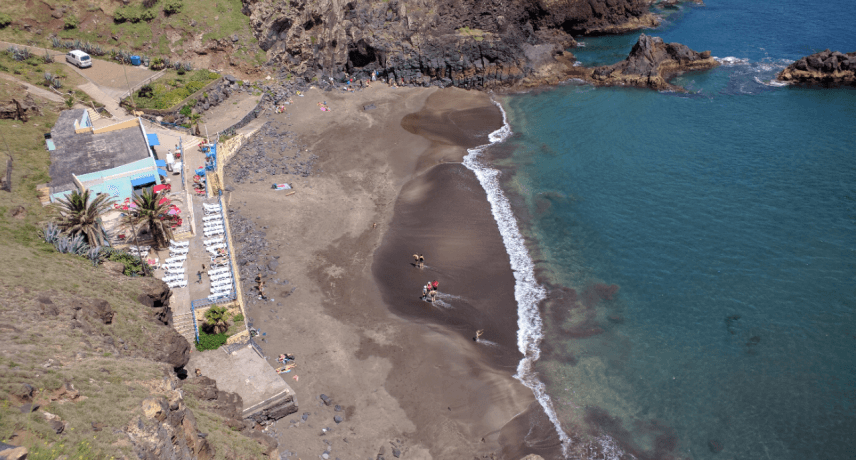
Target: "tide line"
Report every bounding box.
[462,100,571,456]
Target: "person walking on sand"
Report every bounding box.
[475,329,484,341]
[418,254,425,269]
[196,270,202,283]
[422,284,428,300]
[413,254,419,266]
[431,280,439,291]
[428,290,437,303]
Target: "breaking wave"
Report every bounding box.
[463,100,572,456]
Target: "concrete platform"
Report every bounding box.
[189,343,297,420]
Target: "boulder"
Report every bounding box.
[141,397,168,422]
[0,94,40,122]
[71,298,114,325]
[778,49,856,86]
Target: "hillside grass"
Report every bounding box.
[0,84,262,458]
[129,68,219,109]
[0,0,262,68]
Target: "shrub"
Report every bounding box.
[114,7,141,23]
[163,0,183,15]
[141,8,156,21]
[137,84,154,98]
[195,331,228,351]
[179,103,192,117]
[232,313,244,322]
[105,250,143,276]
[142,0,159,7]
[63,15,79,29]
[0,13,12,28]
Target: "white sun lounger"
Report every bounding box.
[209,268,230,275]
[204,229,225,237]
[167,280,188,289]
[211,279,232,287]
[202,214,222,222]
[164,256,186,264]
[203,237,224,245]
[169,240,189,248]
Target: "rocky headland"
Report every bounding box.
[241,0,667,89]
[568,33,719,91]
[777,49,856,86]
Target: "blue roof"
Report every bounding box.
[157,168,168,177]
[130,175,156,187]
[155,159,166,166]
[146,133,160,146]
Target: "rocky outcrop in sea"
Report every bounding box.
[241,0,662,89]
[571,34,719,91]
[777,49,856,86]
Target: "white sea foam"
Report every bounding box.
[754,76,791,87]
[463,100,572,456]
[715,56,750,66]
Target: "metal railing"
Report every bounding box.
[119,69,167,100]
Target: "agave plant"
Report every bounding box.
[44,71,52,82]
[53,234,90,255]
[51,37,61,48]
[40,222,62,245]
[51,78,62,89]
[43,49,53,64]
[87,246,103,266]
[74,39,82,49]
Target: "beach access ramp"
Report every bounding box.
[189,343,297,421]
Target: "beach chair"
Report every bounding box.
[204,229,225,237]
[169,240,189,248]
[212,279,232,287]
[205,244,227,252]
[209,268,229,276]
[203,221,224,228]
[164,256,186,264]
[203,236,224,245]
[202,214,222,222]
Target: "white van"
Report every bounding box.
[66,50,92,68]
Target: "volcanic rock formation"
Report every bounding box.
[777,49,856,86]
[573,34,718,91]
[241,0,661,88]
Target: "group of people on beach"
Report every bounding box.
[422,280,440,302]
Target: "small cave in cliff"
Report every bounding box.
[348,40,378,68]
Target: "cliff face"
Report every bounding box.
[241,0,659,88]
[778,49,856,86]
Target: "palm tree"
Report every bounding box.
[51,189,115,246]
[121,189,181,249]
[203,305,229,334]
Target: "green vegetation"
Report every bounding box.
[162,0,183,15]
[63,15,79,30]
[0,0,262,68]
[457,26,487,41]
[203,305,229,334]
[105,250,144,276]
[119,190,181,248]
[49,190,114,246]
[195,331,228,351]
[0,83,264,459]
[128,69,219,110]
[232,313,244,322]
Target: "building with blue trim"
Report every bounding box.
[44,110,164,203]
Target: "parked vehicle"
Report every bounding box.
[66,50,92,68]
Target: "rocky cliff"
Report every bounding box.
[777,49,856,86]
[241,0,663,89]
[570,33,718,90]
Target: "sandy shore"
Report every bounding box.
[224,84,555,459]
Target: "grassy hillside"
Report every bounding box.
[0,84,266,459]
[0,0,265,71]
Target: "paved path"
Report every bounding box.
[0,73,64,103]
[201,92,261,134]
[77,81,128,120]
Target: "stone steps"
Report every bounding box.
[87,108,103,123]
[172,314,197,344]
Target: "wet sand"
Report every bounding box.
[225,85,556,459]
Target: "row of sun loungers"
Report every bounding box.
[163,240,189,289]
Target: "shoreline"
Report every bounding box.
[222,85,560,459]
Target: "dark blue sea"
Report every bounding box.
[466,0,856,458]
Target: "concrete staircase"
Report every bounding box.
[173,311,197,344]
[87,108,104,123]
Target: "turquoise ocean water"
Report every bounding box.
[468,1,856,458]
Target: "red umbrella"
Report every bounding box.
[153,184,169,194]
[158,197,170,205]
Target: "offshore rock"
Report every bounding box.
[241,0,668,89]
[777,49,856,86]
[573,34,718,91]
